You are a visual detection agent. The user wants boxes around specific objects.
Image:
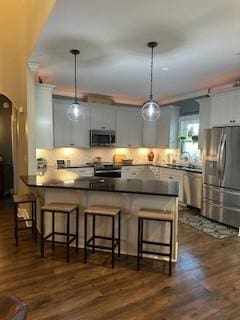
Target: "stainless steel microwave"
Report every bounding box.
[90,130,116,146]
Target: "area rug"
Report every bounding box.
[179,215,238,239]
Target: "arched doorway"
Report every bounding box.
[0,94,16,197]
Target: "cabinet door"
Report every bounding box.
[72,103,90,148]
[159,168,184,202]
[198,98,211,148]
[233,93,240,124]
[127,109,142,147]
[143,121,157,147]
[116,109,128,147]
[116,108,142,147]
[156,108,171,148]
[156,107,179,148]
[53,99,73,147]
[211,94,235,126]
[90,104,115,130]
[35,85,54,149]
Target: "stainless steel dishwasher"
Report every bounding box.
[183,172,202,209]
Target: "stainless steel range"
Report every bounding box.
[94,163,121,178]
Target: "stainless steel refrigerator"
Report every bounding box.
[202,126,240,228]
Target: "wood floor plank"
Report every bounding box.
[0,199,240,319]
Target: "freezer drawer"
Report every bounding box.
[183,172,202,209]
[203,184,240,207]
[202,199,240,228]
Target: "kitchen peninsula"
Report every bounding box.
[21,168,179,261]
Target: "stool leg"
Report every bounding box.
[76,207,79,253]
[31,202,34,236]
[112,215,115,268]
[118,211,121,257]
[92,214,95,253]
[137,217,141,271]
[14,203,18,246]
[33,200,37,242]
[169,221,173,276]
[52,211,55,251]
[140,218,143,259]
[84,212,88,263]
[66,213,70,263]
[41,210,45,258]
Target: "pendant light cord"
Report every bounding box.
[150,45,154,100]
[74,53,77,103]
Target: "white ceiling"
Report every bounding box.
[30,0,240,105]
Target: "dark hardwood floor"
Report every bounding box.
[0,199,240,320]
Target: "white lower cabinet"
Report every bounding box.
[159,168,184,202]
[67,167,94,177]
[121,166,145,179]
[121,166,159,180]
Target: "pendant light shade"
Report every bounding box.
[67,49,83,121]
[141,42,161,122]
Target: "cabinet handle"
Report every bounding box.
[229,120,232,123]
[128,144,132,147]
[70,144,75,146]
[169,176,173,179]
[233,120,236,123]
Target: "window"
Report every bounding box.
[179,115,200,160]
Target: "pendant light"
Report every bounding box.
[67,49,83,121]
[141,42,161,121]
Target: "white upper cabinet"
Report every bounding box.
[90,104,116,130]
[116,107,142,147]
[198,97,211,148]
[53,98,90,148]
[156,106,179,148]
[142,121,157,147]
[211,88,240,127]
[35,84,55,149]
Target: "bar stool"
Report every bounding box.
[13,193,37,246]
[84,205,121,268]
[40,202,79,263]
[137,209,174,275]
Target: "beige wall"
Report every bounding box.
[0,0,55,191]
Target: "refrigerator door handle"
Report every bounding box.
[220,134,227,182]
[216,133,223,182]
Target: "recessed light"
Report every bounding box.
[161,67,169,71]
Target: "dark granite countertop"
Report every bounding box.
[21,168,179,197]
[60,163,202,174]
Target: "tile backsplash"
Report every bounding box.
[36,148,180,167]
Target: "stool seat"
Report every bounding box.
[41,202,78,213]
[138,209,174,221]
[85,205,120,216]
[13,193,36,203]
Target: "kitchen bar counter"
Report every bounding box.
[58,162,202,174]
[21,171,178,197]
[21,168,179,262]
